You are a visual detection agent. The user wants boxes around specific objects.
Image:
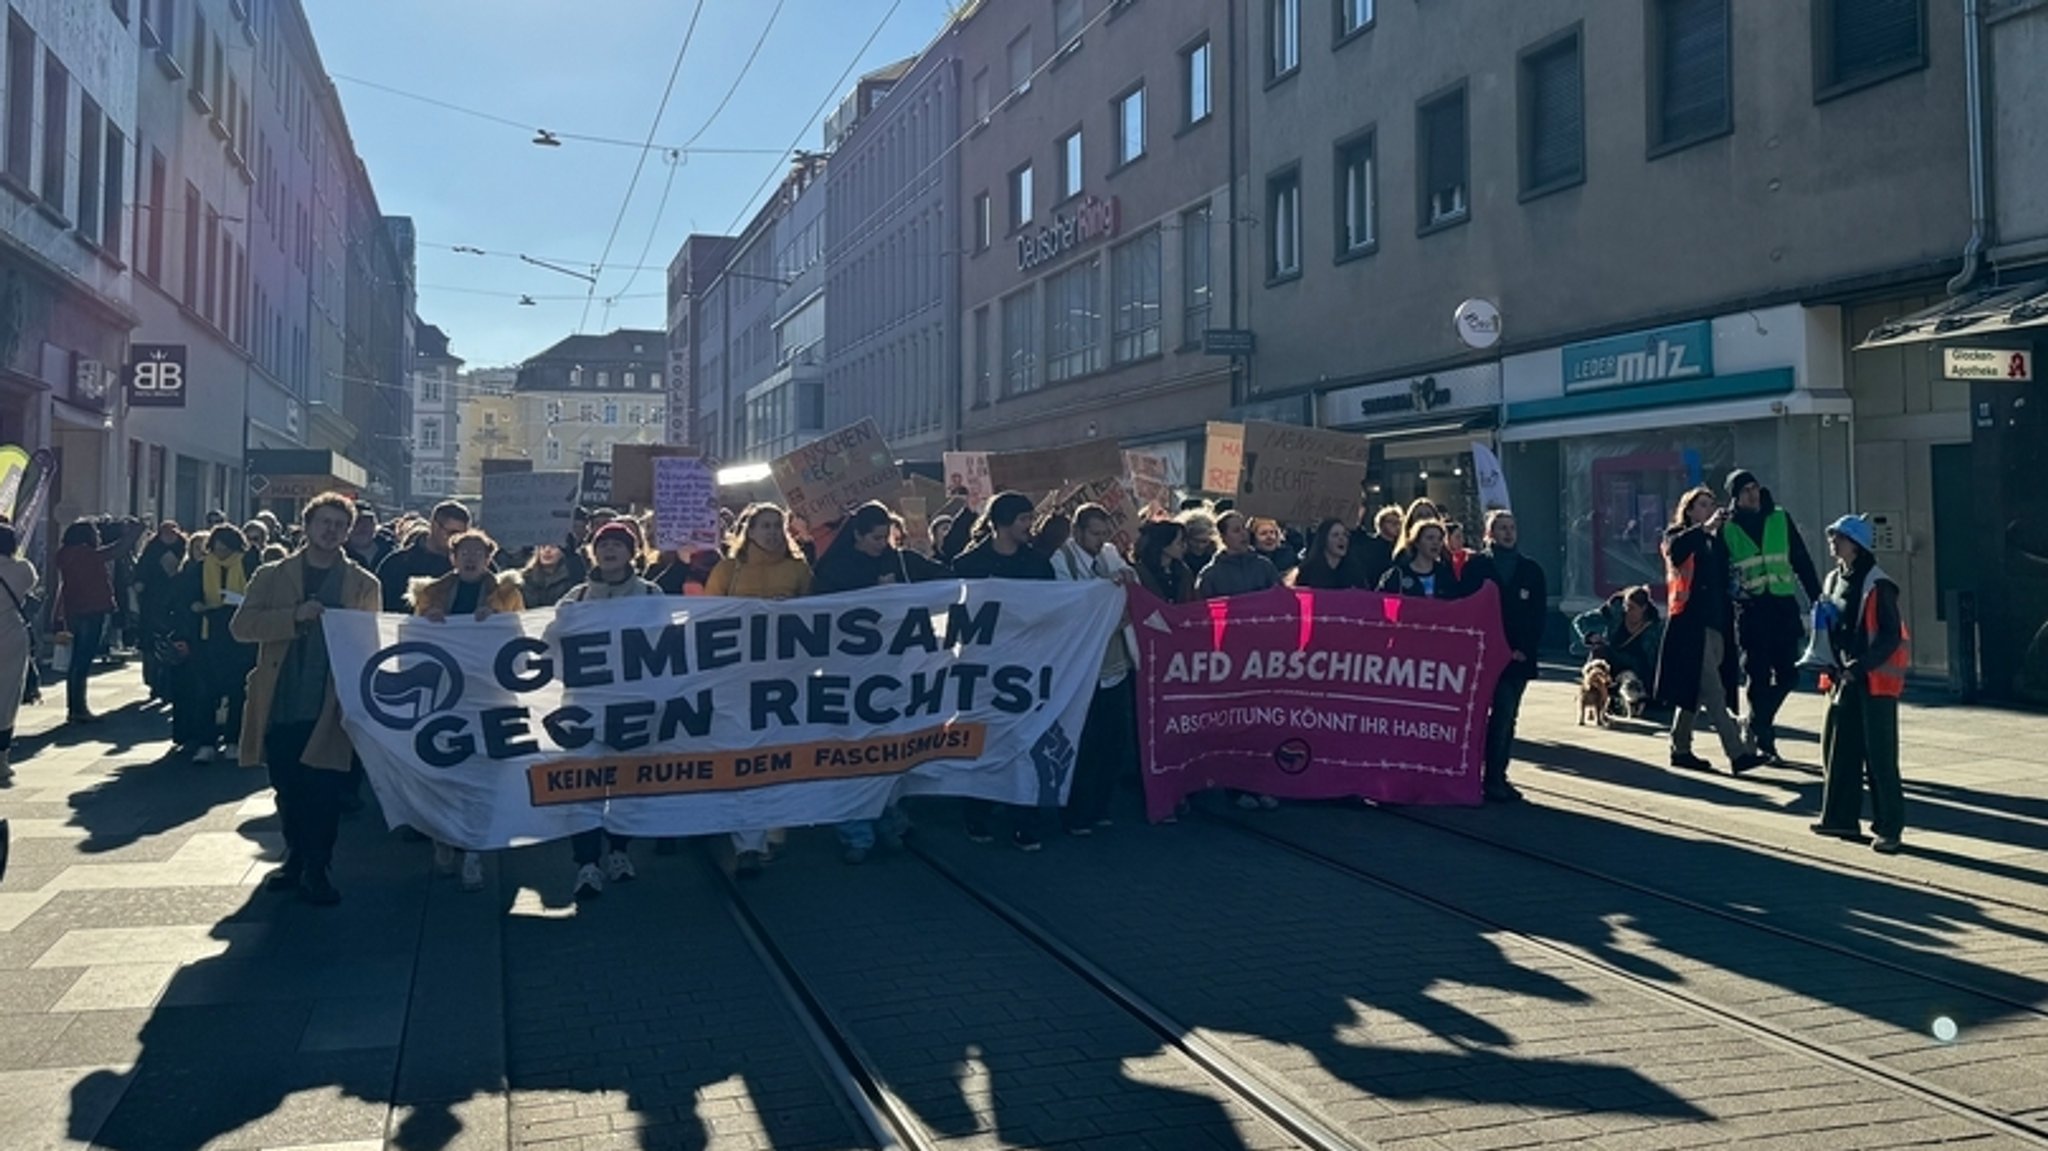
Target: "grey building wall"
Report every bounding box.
[1245,0,1972,402]
[664,233,734,451]
[954,0,1238,454]
[1989,0,2048,265]
[823,45,959,460]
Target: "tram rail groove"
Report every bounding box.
[703,849,933,1151]
[907,842,1368,1151]
[1515,775,2048,920]
[1210,813,2048,1149]
[1371,801,2048,1025]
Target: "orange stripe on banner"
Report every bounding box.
[524,723,989,807]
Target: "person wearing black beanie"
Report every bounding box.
[1723,468,1824,765]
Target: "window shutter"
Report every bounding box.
[1527,43,1582,189]
[1659,0,1728,144]
[1832,0,1920,82]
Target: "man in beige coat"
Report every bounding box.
[231,491,381,905]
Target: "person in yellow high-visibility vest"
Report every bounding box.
[1723,470,1824,765]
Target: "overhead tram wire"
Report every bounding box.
[606,0,793,312]
[579,0,709,335]
[327,72,787,156]
[719,0,908,237]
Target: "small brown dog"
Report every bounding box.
[1579,660,1614,727]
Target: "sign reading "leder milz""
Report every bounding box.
[1017,194,1121,272]
[1943,347,2033,382]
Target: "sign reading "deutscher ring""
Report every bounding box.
[1017,194,1121,272]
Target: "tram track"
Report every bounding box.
[708,839,1366,1151]
[1209,810,2048,1147]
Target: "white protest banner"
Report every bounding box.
[771,418,899,525]
[1234,421,1371,524]
[942,451,993,506]
[480,471,581,551]
[653,456,721,553]
[1472,442,1512,512]
[1202,422,1245,495]
[324,582,1125,849]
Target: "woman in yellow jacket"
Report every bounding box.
[407,529,523,891]
[707,504,811,875]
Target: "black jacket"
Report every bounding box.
[1354,534,1397,589]
[1654,521,1740,709]
[810,546,951,595]
[375,544,453,613]
[950,538,1056,581]
[1293,553,1367,590]
[1376,560,1471,600]
[1478,546,1547,682]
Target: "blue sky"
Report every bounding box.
[303,0,956,368]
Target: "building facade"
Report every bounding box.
[739,155,827,464]
[664,233,732,454]
[451,364,514,501]
[1240,0,1972,678]
[507,329,666,474]
[823,50,958,461]
[0,0,137,534]
[409,320,457,500]
[953,0,1240,481]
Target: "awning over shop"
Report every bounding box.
[1855,280,2048,350]
[244,449,369,502]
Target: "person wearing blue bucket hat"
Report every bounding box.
[1810,514,1909,854]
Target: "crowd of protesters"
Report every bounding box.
[0,458,1908,897]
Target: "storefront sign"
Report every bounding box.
[1318,365,1501,429]
[1943,347,2032,382]
[1017,194,1122,272]
[126,344,188,408]
[1563,322,1714,392]
[1454,299,1503,350]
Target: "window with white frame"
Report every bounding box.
[603,402,619,425]
[1419,86,1469,229]
[1044,255,1101,382]
[1339,0,1375,37]
[623,370,637,388]
[544,438,561,464]
[595,369,609,387]
[1268,0,1300,80]
[1010,162,1034,230]
[544,400,562,422]
[1183,37,1212,126]
[578,401,596,423]
[1182,203,1212,339]
[1059,129,1082,199]
[1001,287,1039,396]
[1268,168,1301,279]
[422,373,441,402]
[419,417,442,450]
[1111,229,1161,363]
[974,191,992,251]
[1338,132,1377,254]
[1116,86,1145,165]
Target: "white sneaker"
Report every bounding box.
[603,850,636,883]
[574,863,604,900]
[1235,793,1261,811]
[222,743,240,761]
[460,852,484,892]
[193,745,217,764]
[433,842,457,875]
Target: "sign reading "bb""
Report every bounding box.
[127,344,188,407]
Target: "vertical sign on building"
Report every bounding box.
[666,347,692,446]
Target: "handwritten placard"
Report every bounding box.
[942,451,993,506]
[771,418,899,525]
[1234,421,1371,525]
[653,456,722,554]
[1202,422,1245,494]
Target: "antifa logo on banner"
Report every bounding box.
[361,642,467,731]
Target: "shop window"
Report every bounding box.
[1564,428,1735,603]
[1111,228,1161,363]
[1045,255,1101,382]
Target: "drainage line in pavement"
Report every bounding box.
[1211,814,2048,1148]
[1379,802,2048,1024]
[1516,778,2048,920]
[704,849,933,1151]
[909,843,1369,1151]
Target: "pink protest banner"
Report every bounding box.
[1129,583,1510,817]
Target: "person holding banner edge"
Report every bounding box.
[229,492,382,906]
[1053,504,1139,834]
[558,521,662,899]
[952,492,1058,849]
[1475,511,1546,804]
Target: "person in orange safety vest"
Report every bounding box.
[1809,514,1909,855]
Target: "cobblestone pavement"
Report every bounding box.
[3,665,2045,1150]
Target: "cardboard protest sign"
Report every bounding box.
[611,444,701,507]
[1202,422,1245,494]
[579,461,613,507]
[902,473,950,510]
[1234,421,1370,524]
[986,441,1123,501]
[770,418,899,525]
[1124,449,1177,513]
[942,452,993,505]
[480,471,581,551]
[1045,476,1143,553]
[652,456,722,554]
[899,497,932,555]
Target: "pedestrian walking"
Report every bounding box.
[1722,469,1825,765]
[557,521,661,899]
[1053,504,1138,834]
[1810,515,1910,854]
[375,500,470,613]
[230,492,382,905]
[0,525,39,780]
[1655,486,1765,774]
[1289,519,1366,589]
[1474,511,1545,803]
[53,519,134,725]
[953,493,1059,849]
[134,521,186,701]
[1194,511,1281,599]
